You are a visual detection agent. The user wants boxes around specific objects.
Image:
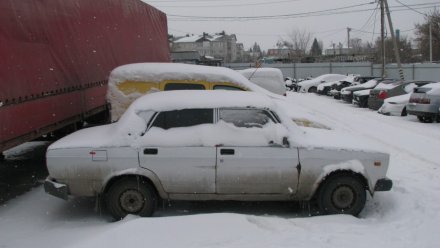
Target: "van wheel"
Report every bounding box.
[317,174,366,216]
[308,87,317,93]
[105,178,156,220]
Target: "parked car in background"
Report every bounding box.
[353,89,372,108]
[407,82,440,123]
[329,76,378,99]
[297,74,346,93]
[45,90,392,220]
[378,93,411,116]
[318,76,374,96]
[341,79,395,103]
[238,68,287,95]
[368,81,434,110]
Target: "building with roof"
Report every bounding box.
[171,32,244,63]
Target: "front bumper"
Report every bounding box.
[44,178,69,200]
[374,178,393,191]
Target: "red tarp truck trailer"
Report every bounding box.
[0,0,170,153]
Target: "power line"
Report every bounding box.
[155,0,301,8]
[167,2,440,21]
[395,0,428,16]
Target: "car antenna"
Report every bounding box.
[247,60,262,80]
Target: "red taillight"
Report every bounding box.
[378,90,388,99]
[409,97,430,104]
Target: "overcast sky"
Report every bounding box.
[145,0,436,51]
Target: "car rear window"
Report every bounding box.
[152,109,213,129]
[164,83,205,91]
[213,85,244,91]
[219,109,276,128]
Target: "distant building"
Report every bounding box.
[172,32,244,63]
[170,51,222,66]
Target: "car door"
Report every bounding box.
[215,108,299,195]
[139,109,216,194]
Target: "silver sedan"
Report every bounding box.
[44,90,392,220]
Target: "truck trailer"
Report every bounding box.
[0,0,170,153]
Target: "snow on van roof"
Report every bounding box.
[109,63,266,93]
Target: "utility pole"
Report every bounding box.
[429,19,433,63]
[380,0,386,77]
[384,0,404,80]
[347,27,352,48]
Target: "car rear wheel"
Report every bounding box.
[417,116,434,123]
[105,178,157,220]
[317,174,366,216]
[401,107,407,116]
[308,87,317,93]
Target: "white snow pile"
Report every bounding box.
[238,68,286,95]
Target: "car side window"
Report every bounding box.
[151,109,213,130]
[213,85,244,91]
[164,83,205,91]
[219,109,277,128]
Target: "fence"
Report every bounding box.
[225,62,440,81]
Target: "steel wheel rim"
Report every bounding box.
[120,189,145,213]
[332,185,355,210]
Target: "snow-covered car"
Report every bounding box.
[341,79,395,103]
[378,93,411,116]
[407,82,440,123]
[107,63,277,121]
[353,89,371,108]
[238,68,287,95]
[44,90,392,220]
[316,75,359,96]
[368,81,434,111]
[297,74,346,93]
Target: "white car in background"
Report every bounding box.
[297,74,347,93]
[238,68,287,95]
[378,93,411,116]
[44,90,392,220]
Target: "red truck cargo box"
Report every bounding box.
[0,0,170,152]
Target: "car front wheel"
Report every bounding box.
[317,174,366,216]
[417,116,434,123]
[308,87,317,93]
[105,178,157,220]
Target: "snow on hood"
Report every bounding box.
[238,68,286,95]
[342,79,378,92]
[353,89,371,96]
[298,74,346,87]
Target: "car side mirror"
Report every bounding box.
[282,137,290,147]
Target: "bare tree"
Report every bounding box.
[286,28,312,58]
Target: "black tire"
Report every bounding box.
[105,178,157,220]
[317,174,366,216]
[401,107,407,116]
[417,116,434,123]
[308,87,317,93]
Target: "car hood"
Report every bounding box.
[296,127,386,155]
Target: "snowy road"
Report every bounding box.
[1,93,439,248]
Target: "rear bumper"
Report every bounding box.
[374,178,393,191]
[44,178,69,200]
[407,103,439,116]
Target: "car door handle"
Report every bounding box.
[144,148,158,155]
[220,149,235,155]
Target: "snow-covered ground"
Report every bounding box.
[1,93,440,248]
